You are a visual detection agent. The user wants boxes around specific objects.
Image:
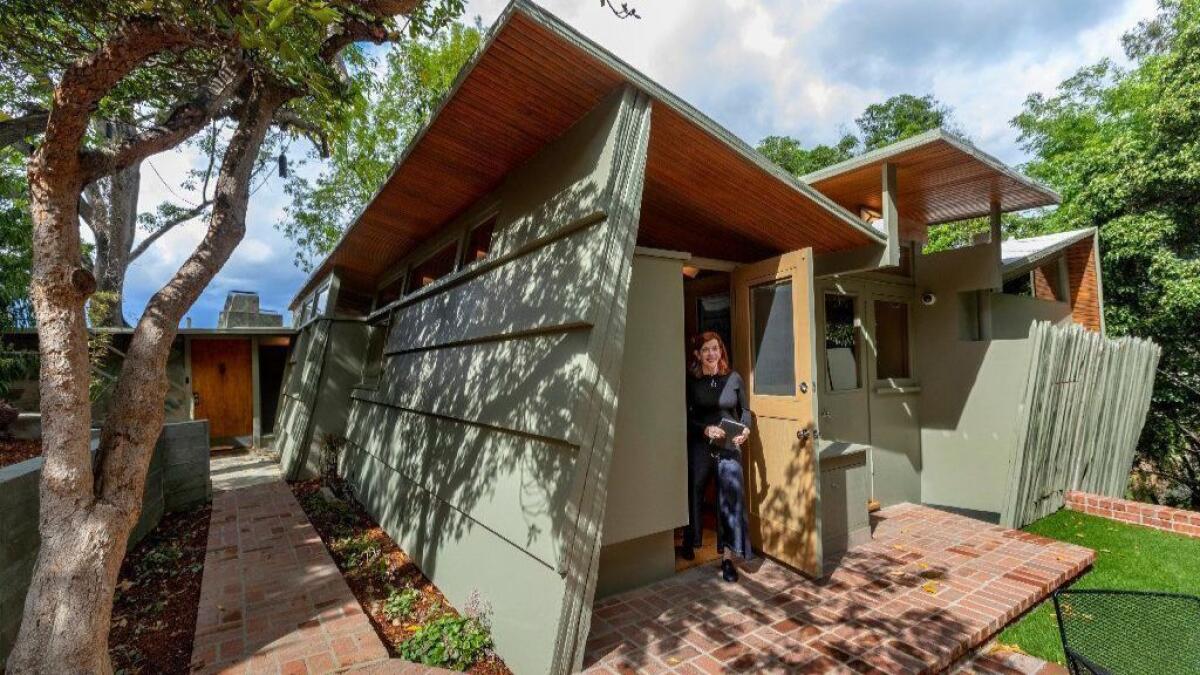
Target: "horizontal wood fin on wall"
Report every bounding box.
[343,398,577,570]
[374,329,594,446]
[384,220,614,353]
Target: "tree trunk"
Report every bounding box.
[7,76,284,674]
[85,122,143,328]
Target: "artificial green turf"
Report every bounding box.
[997,509,1200,664]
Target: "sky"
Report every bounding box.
[122,0,1158,327]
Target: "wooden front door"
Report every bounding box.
[731,248,823,576]
[190,338,253,440]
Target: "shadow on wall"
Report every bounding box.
[341,176,611,581]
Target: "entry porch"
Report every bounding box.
[582,504,1092,674]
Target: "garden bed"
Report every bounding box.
[998,508,1200,664]
[0,438,39,469]
[109,503,211,674]
[290,479,511,674]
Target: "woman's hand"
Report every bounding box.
[704,425,726,441]
[732,429,750,447]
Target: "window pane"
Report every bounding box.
[463,216,496,266]
[874,300,910,379]
[407,242,458,291]
[314,288,328,316]
[824,294,859,391]
[751,281,795,396]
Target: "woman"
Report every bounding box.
[681,331,753,582]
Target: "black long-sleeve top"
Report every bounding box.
[686,370,752,445]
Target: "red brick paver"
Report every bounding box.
[583,504,1093,674]
[190,480,389,674]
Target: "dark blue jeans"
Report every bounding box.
[682,441,753,560]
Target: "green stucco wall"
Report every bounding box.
[338,86,653,675]
[601,253,688,547]
[275,319,366,480]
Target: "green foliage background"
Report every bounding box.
[278,21,482,271]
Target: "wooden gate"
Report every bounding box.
[1002,322,1160,527]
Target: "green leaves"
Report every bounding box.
[398,613,492,670]
[277,21,480,271]
[756,93,955,178]
[1013,0,1200,507]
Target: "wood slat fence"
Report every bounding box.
[1002,321,1160,528]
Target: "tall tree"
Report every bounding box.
[2,30,257,327]
[279,19,480,270]
[855,93,953,151]
[1012,0,1200,506]
[756,93,955,177]
[0,1,467,670]
[756,133,858,178]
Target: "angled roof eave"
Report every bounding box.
[289,0,530,309]
[1001,227,1096,280]
[291,0,888,307]
[509,1,887,248]
[801,128,1062,210]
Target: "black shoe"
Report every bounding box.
[721,559,739,582]
[678,546,695,561]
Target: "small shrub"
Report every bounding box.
[399,614,492,670]
[333,533,380,569]
[137,543,183,577]
[383,586,421,622]
[301,491,356,535]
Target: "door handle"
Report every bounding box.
[192,392,200,406]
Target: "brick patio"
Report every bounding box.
[583,504,1094,674]
[190,477,390,674]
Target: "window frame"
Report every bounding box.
[459,211,499,269]
[356,314,392,390]
[869,294,916,385]
[820,290,865,394]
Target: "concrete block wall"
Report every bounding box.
[0,420,210,667]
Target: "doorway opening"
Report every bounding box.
[675,268,732,573]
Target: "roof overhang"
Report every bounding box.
[803,129,1060,230]
[291,0,885,307]
[1000,227,1095,280]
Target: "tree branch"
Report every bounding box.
[95,76,289,504]
[79,58,246,184]
[320,19,393,61]
[38,16,202,187]
[274,109,329,157]
[128,200,213,262]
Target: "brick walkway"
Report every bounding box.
[190,479,390,674]
[583,504,1093,674]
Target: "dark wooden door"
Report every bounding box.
[191,338,253,440]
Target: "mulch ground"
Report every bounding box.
[0,438,40,469]
[290,479,511,674]
[109,503,212,674]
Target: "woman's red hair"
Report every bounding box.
[691,331,731,378]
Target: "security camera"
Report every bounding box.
[921,291,937,306]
